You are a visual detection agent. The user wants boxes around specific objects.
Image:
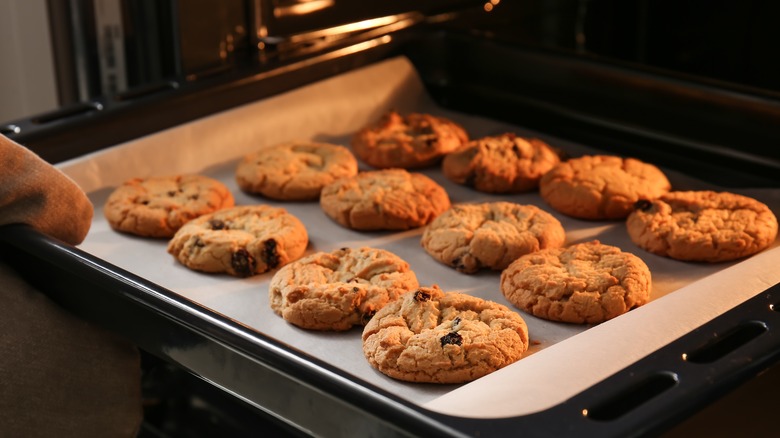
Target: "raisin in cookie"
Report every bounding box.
[501,240,651,324]
[104,174,234,238]
[442,133,561,193]
[236,141,358,201]
[352,111,468,169]
[627,191,779,262]
[167,205,308,277]
[539,155,671,220]
[421,202,565,274]
[269,247,419,331]
[362,285,529,384]
[320,169,450,230]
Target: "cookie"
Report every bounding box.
[362,285,529,384]
[442,133,561,193]
[351,111,469,169]
[320,169,451,230]
[421,202,566,273]
[104,174,235,238]
[539,155,671,220]
[167,205,308,277]
[235,141,358,201]
[269,247,419,331]
[627,191,779,262]
[500,240,651,324]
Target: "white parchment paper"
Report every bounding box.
[58,57,780,419]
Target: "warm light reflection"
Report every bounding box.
[257,24,268,39]
[484,0,501,11]
[681,353,688,361]
[240,35,393,85]
[274,0,334,18]
[581,408,589,417]
[285,13,414,44]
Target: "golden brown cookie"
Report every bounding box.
[362,285,529,384]
[442,133,561,193]
[539,155,671,220]
[421,202,566,274]
[104,174,234,238]
[626,191,779,262]
[235,141,358,201]
[351,111,469,169]
[167,205,308,277]
[269,247,419,331]
[319,169,451,231]
[500,240,651,324]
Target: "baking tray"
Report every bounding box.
[3,48,780,436]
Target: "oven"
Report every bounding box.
[2,1,779,437]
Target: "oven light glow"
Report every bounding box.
[484,0,501,12]
[582,408,589,417]
[275,0,334,18]
[681,353,688,361]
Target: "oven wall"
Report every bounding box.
[0,0,58,123]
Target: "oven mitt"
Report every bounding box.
[0,135,142,437]
[0,135,93,244]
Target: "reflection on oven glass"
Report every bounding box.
[274,0,335,18]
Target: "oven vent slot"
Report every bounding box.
[31,102,103,125]
[584,371,678,421]
[683,320,768,364]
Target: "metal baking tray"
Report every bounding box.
[2,30,779,437]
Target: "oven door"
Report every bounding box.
[2,3,780,437]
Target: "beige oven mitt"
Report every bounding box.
[0,135,141,437]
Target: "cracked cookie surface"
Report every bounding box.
[626,191,778,262]
[539,155,671,220]
[500,240,651,324]
[319,169,450,230]
[442,133,561,193]
[351,111,468,169]
[167,205,308,277]
[104,174,235,238]
[236,141,358,201]
[362,285,529,383]
[421,202,565,273]
[269,247,419,331]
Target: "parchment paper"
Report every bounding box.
[59,57,780,419]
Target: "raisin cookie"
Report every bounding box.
[104,174,234,238]
[235,141,358,201]
[501,240,651,324]
[442,133,561,193]
[167,205,308,277]
[539,155,671,220]
[320,169,451,230]
[627,191,779,262]
[269,247,419,331]
[352,111,469,169]
[421,202,566,274]
[362,285,529,384]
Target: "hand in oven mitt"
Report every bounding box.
[0,135,141,437]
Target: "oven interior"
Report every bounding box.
[2,2,780,437]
